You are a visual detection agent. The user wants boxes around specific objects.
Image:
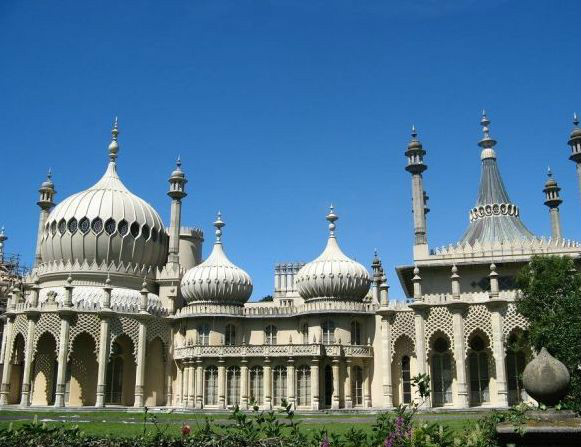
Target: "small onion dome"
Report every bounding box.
[180,213,253,305]
[295,206,371,301]
[41,169,55,189]
[545,167,557,187]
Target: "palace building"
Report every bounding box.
[1,112,580,410]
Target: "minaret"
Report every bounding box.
[371,250,382,304]
[167,156,187,265]
[405,126,428,258]
[34,169,56,266]
[0,227,6,263]
[543,167,563,240]
[567,113,581,206]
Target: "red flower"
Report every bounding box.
[181,424,191,436]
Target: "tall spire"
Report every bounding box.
[108,117,119,162]
[544,166,563,240]
[404,125,429,258]
[459,111,534,245]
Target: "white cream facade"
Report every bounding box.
[1,113,581,410]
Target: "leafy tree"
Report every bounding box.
[516,255,581,410]
[259,295,273,302]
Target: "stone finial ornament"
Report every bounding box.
[522,347,570,407]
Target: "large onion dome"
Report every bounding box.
[39,119,167,269]
[180,213,252,305]
[295,206,371,301]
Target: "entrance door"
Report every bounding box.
[324,365,333,407]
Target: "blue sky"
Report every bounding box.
[1,0,579,300]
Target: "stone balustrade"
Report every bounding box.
[173,343,373,360]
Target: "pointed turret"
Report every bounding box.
[167,156,187,265]
[543,167,563,240]
[404,126,429,259]
[34,169,56,265]
[567,113,581,207]
[459,111,534,245]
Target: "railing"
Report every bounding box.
[173,343,373,360]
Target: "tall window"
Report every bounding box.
[272,366,287,406]
[401,356,412,404]
[469,336,490,405]
[301,323,309,344]
[350,321,361,345]
[296,365,311,407]
[351,365,364,406]
[431,338,452,407]
[264,325,278,345]
[225,324,236,346]
[249,366,264,405]
[105,341,124,404]
[204,366,218,406]
[322,320,335,345]
[506,331,527,406]
[226,366,241,406]
[198,324,210,346]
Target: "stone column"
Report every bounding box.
[450,303,469,408]
[411,304,429,407]
[181,363,189,407]
[344,358,352,409]
[0,315,15,406]
[218,358,226,409]
[310,358,320,410]
[331,358,340,409]
[264,358,272,409]
[363,360,372,408]
[19,311,38,407]
[164,330,174,406]
[176,363,184,406]
[240,359,249,409]
[54,313,71,407]
[382,314,394,408]
[286,358,295,408]
[488,301,509,408]
[195,359,203,408]
[95,313,111,407]
[133,319,147,407]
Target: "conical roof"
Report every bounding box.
[459,113,535,245]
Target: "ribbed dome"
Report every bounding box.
[39,121,167,269]
[180,214,252,305]
[295,207,370,301]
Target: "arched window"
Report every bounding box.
[506,332,527,406]
[264,325,277,345]
[322,320,335,345]
[401,356,412,404]
[272,366,287,406]
[249,366,264,405]
[469,336,490,405]
[301,323,309,344]
[431,337,452,407]
[198,324,210,346]
[296,365,311,407]
[225,324,236,346]
[204,366,218,406]
[350,321,361,345]
[226,366,241,406]
[351,365,364,406]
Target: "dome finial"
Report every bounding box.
[326,204,338,237]
[176,154,182,168]
[411,125,418,140]
[574,112,579,127]
[214,211,225,242]
[547,165,553,178]
[478,109,497,151]
[108,117,120,162]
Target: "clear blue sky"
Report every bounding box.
[1,0,579,300]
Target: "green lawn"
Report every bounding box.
[0,409,481,438]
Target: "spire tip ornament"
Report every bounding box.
[214,211,225,242]
[326,205,338,237]
[108,117,120,162]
